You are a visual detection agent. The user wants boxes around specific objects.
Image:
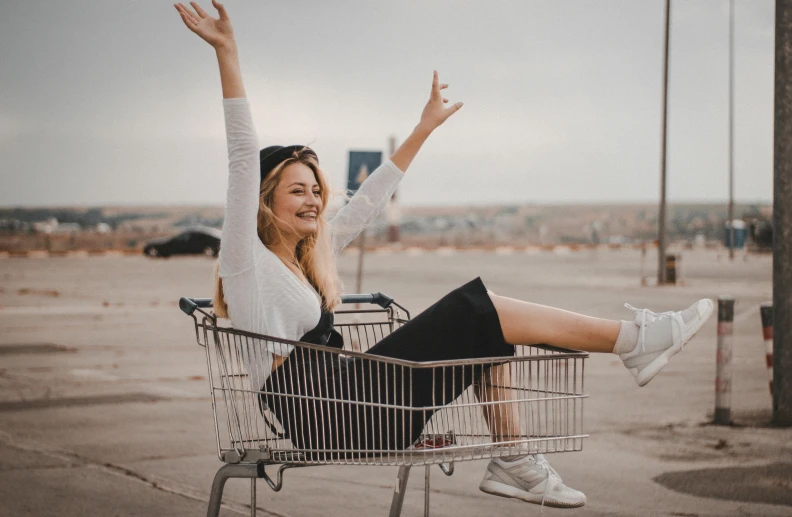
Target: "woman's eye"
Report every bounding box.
[292,189,304,194]
[312,191,321,196]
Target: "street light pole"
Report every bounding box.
[728,0,736,261]
[658,0,671,285]
[773,0,792,426]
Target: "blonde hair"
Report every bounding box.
[213,148,342,318]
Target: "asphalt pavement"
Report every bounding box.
[1,247,790,516]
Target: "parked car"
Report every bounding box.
[143,227,221,258]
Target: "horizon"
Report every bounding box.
[0,198,773,212]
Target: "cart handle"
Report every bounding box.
[179,297,213,316]
[178,292,393,315]
[340,292,393,308]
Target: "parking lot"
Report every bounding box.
[1,248,790,516]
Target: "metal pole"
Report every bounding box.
[387,135,401,244]
[761,302,774,397]
[640,242,648,286]
[355,230,366,294]
[714,296,735,425]
[728,0,736,261]
[657,0,671,285]
[424,465,430,517]
[388,465,411,517]
[773,0,792,426]
[206,464,260,517]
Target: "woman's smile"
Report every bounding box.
[296,210,317,221]
[273,162,324,239]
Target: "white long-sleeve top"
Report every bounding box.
[218,98,403,389]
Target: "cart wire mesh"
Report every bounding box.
[187,300,588,468]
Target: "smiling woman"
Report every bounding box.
[176,1,714,510]
[250,145,336,306]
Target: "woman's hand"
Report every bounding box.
[417,71,464,133]
[389,71,464,173]
[174,0,235,51]
[175,0,245,98]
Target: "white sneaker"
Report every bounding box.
[479,454,586,508]
[620,299,714,387]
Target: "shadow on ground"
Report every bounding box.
[654,463,792,507]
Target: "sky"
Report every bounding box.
[0,0,776,207]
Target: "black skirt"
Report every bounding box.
[262,277,513,453]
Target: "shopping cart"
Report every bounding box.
[179,293,588,517]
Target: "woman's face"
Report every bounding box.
[271,162,323,240]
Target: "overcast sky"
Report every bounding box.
[0,0,776,207]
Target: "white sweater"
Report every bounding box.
[218,98,403,389]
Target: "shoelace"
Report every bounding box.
[624,303,675,353]
[534,454,561,513]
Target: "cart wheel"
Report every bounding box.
[203,246,217,257]
[146,247,159,257]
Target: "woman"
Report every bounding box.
[175,1,713,509]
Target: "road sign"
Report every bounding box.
[347,151,382,194]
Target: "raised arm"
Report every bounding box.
[390,71,464,172]
[175,1,245,98]
[329,71,464,253]
[176,1,258,275]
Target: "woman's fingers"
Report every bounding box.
[175,4,199,30]
[190,1,209,18]
[175,3,199,24]
[420,70,463,128]
[175,1,235,49]
[175,3,195,18]
[445,102,464,119]
[212,0,230,20]
[177,11,196,31]
[431,70,440,98]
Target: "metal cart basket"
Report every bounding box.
[180,293,588,516]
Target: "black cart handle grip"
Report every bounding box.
[179,297,213,316]
[340,292,393,309]
[179,293,392,315]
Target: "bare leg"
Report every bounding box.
[489,293,620,353]
[480,292,620,439]
[477,365,521,442]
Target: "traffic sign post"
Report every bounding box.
[347,151,383,295]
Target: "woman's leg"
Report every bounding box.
[489,293,621,353]
[489,292,715,387]
[481,291,715,440]
[477,361,587,508]
[477,364,521,441]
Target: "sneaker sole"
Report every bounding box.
[634,299,715,387]
[479,480,586,508]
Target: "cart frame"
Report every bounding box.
[179,293,588,516]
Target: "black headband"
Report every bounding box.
[259,145,318,183]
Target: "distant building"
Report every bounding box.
[31,218,81,234]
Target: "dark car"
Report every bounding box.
[143,227,221,258]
